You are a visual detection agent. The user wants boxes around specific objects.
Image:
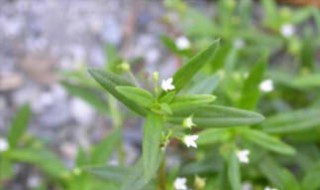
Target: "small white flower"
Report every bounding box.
[161,77,175,92]
[174,177,187,190]
[233,38,245,49]
[236,149,250,164]
[264,186,278,190]
[281,24,295,38]
[183,116,196,129]
[183,135,199,148]
[259,79,274,92]
[175,36,191,50]
[0,138,9,152]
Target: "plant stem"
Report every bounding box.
[108,95,125,166]
[158,157,167,190]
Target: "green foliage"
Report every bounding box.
[8,104,31,148]
[142,113,163,180]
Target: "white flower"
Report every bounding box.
[183,135,199,148]
[174,177,187,190]
[236,149,250,164]
[161,77,175,92]
[259,79,274,92]
[264,186,278,190]
[0,138,9,152]
[233,38,245,49]
[183,116,196,129]
[281,24,295,38]
[175,36,191,50]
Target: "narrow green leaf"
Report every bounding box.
[6,148,67,178]
[259,156,300,190]
[188,75,220,95]
[228,151,241,190]
[61,81,109,114]
[142,113,163,180]
[0,158,13,180]
[293,74,320,88]
[8,104,31,148]
[116,86,153,108]
[88,69,147,116]
[91,128,120,165]
[302,162,320,190]
[241,129,295,155]
[197,128,230,145]
[238,58,266,110]
[260,109,320,133]
[171,40,219,93]
[121,158,159,190]
[168,105,264,128]
[170,94,216,112]
[76,147,90,167]
[85,165,127,183]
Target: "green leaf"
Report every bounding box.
[116,86,153,108]
[6,148,67,178]
[241,129,295,155]
[159,91,176,103]
[197,128,230,145]
[121,158,158,190]
[238,58,266,110]
[0,158,13,180]
[187,75,220,95]
[210,43,233,73]
[142,113,163,180]
[259,156,300,190]
[292,74,320,89]
[76,147,90,167]
[61,81,109,114]
[302,162,320,190]
[88,69,147,116]
[170,94,216,112]
[171,40,219,93]
[8,104,31,148]
[91,128,120,165]
[228,151,241,190]
[260,109,320,133]
[168,105,264,128]
[85,165,127,183]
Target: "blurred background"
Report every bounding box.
[0,0,319,190]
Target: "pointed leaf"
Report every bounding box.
[8,104,31,148]
[260,109,320,133]
[238,58,266,110]
[121,158,159,190]
[6,148,67,178]
[85,165,127,183]
[91,128,121,165]
[259,156,300,190]
[88,69,146,116]
[171,40,219,93]
[142,113,163,180]
[241,129,295,155]
[116,86,153,108]
[228,151,241,190]
[170,94,216,112]
[168,105,264,128]
[197,129,230,145]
